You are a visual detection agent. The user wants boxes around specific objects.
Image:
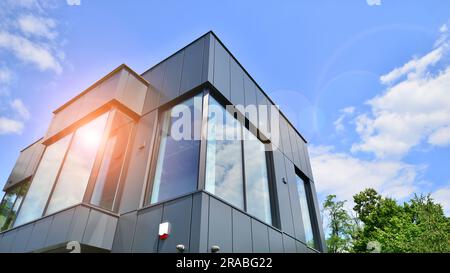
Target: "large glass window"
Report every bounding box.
[243,128,272,224]
[205,96,273,224]
[0,181,30,231]
[46,112,109,215]
[150,95,202,204]
[91,111,133,211]
[205,97,244,209]
[14,134,72,227]
[296,173,317,249]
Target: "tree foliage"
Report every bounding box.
[322,189,450,253]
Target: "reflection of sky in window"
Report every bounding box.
[151,95,201,204]
[14,133,72,226]
[46,112,109,215]
[244,128,272,224]
[205,97,244,209]
[297,176,315,248]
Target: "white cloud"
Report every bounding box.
[17,14,57,40]
[351,28,450,159]
[0,31,62,73]
[380,47,445,84]
[10,99,30,120]
[0,117,24,134]
[431,185,450,215]
[311,145,421,205]
[366,0,381,6]
[66,0,81,6]
[334,106,355,133]
[0,67,12,84]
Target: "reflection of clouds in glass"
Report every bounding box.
[14,133,72,226]
[205,97,244,209]
[244,130,272,224]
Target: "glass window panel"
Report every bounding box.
[150,95,202,204]
[205,97,244,209]
[91,112,132,211]
[243,128,272,224]
[14,134,72,227]
[46,113,109,215]
[296,175,316,248]
[0,192,17,231]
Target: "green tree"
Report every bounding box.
[351,190,450,253]
[322,195,354,253]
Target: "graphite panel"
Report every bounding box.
[230,58,245,107]
[282,234,297,253]
[190,192,209,253]
[180,37,205,95]
[158,196,193,253]
[296,136,308,175]
[66,205,90,242]
[142,62,165,114]
[243,73,258,130]
[213,39,231,101]
[0,229,17,253]
[132,205,163,253]
[112,211,137,253]
[10,225,33,253]
[251,219,269,253]
[268,228,284,253]
[208,197,232,253]
[284,156,306,242]
[232,209,252,253]
[82,209,118,250]
[288,126,301,169]
[272,149,295,236]
[25,217,52,252]
[279,117,294,162]
[45,208,75,247]
[160,50,184,105]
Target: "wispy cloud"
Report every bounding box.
[17,14,57,40]
[366,0,382,7]
[334,106,355,133]
[0,117,24,135]
[0,31,62,73]
[66,0,81,6]
[0,98,30,135]
[10,99,30,120]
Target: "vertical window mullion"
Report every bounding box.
[198,90,210,191]
[240,124,247,212]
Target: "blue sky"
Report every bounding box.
[0,0,449,214]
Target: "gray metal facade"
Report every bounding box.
[0,31,326,253]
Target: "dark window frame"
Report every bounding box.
[295,167,321,251]
[143,90,205,206]
[204,89,280,228]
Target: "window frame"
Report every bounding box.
[203,89,279,227]
[295,167,321,251]
[141,89,279,228]
[143,90,205,206]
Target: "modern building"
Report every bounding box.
[0,32,326,253]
